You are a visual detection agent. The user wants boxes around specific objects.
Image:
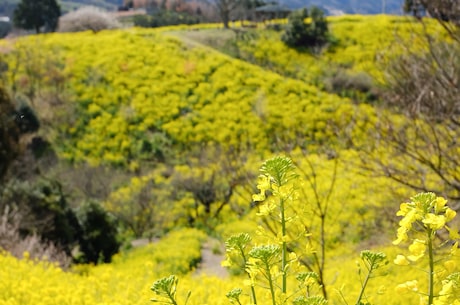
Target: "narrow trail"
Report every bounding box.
[131,237,229,278]
[194,238,229,278]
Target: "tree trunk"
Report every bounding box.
[221,10,230,28]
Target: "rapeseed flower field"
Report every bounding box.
[1,15,458,305]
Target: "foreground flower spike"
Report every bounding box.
[252,155,300,299]
[393,192,460,305]
[252,156,298,203]
[393,192,457,246]
[151,275,191,305]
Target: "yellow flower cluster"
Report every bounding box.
[235,15,447,85]
[392,193,460,305]
[393,194,457,247]
[3,20,384,168]
[0,228,206,305]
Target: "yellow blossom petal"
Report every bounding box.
[393,227,408,245]
[256,175,270,192]
[422,213,446,230]
[435,197,448,213]
[256,202,276,216]
[395,280,418,294]
[407,239,426,262]
[394,255,410,266]
[451,242,459,256]
[252,193,266,202]
[443,260,456,273]
[447,227,460,240]
[396,202,411,216]
[445,208,456,222]
[221,258,232,267]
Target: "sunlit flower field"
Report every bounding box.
[1,15,458,305]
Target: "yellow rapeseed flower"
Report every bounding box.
[395,280,418,294]
[252,193,266,202]
[445,208,456,222]
[447,227,460,240]
[393,226,409,245]
[451,242,459,256]
[407,239,426,262]
[422,213,446,230]
[394,255,410,266]
[443,260,456,273]
[396,202,411,216]
[398,209,418,230]
[221,258,232,267]
[435,197,448,213]
[252,175,271,202]
[256,175,271,192]
[256,201,276,216]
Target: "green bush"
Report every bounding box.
[15,104,40,134]
[0,179,121,264]
[76,200,120,264]
[281,6,329,51]
[0,86,19,179]
[0,179,82,256]
[325,69,380,102]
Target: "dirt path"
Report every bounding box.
[131,237,229,278]
[194,239,229,278]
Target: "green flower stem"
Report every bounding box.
[167,292,178,305]
[264,261,277,305]
[355,264,373,305]
[249,275,258,304]
[238,247,257,305]
[427,229,434,305]
[319,214,327,299]
[280,197,287,294]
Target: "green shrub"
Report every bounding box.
[0,179,82,256]
[281,6,329,51]
[325,69,380,102]
[0,86,19,179]
[15,104,40,134]
[76,200,120,264]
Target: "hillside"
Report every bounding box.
[0,15,448,244]
[1,14,459,305]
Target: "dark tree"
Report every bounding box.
[403,0,425,18]
[77,201,120,264]
[281,6,329,52]
[404,0,460,29]
[13,0,61,33]
[215,0,241,29]
[0,86,20,180]
[0,179,82,256]
[171,144,255,229]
